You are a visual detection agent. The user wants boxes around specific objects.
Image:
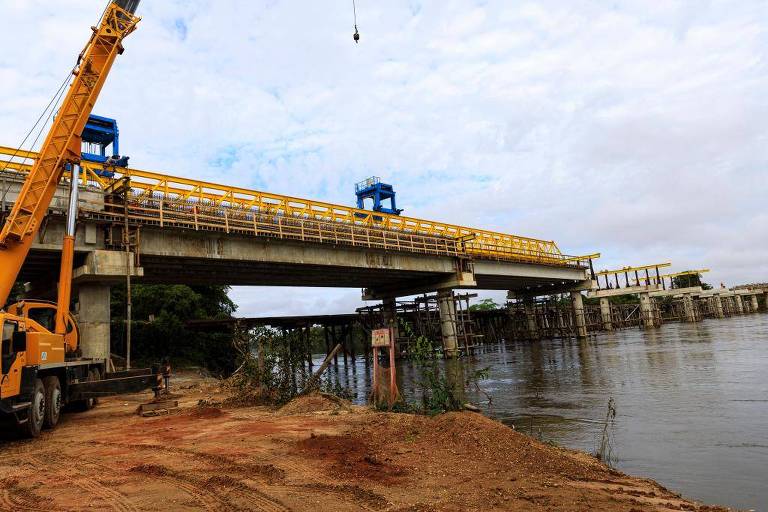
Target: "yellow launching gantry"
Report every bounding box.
[635,269,711,290]
[0,145,598,268]
[594,262,672,291]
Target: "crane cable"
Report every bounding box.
[352,0,360,43]
[0,71,73,204]
[0,1,111,205]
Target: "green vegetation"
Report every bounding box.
[469,298,500,311]
[673,273,712,290]
[110,284,237,373]
[399,319,489,415]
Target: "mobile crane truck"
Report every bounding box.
[0,0,161,438]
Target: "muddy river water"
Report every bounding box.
[319,313,768,510]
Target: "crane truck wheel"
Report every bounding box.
[21,378,45,438]
[43,376,62,428]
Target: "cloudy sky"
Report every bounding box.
[1,0,766,316]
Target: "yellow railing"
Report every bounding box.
[0,145,593,267]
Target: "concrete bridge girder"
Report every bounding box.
[10,176,598,361]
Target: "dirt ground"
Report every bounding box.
[0,372,731,512]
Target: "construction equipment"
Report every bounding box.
[0,0,160,438]
[355,176,403,215]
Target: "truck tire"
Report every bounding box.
[21,379,45,438]
[43,376,62,428]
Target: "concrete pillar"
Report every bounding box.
[682,293,696,322]
[751,295,759,313]
[599,298,613,331]
[382,297,396,326]
[639,292,655,329]
[712,295,725,319]
[570,291,587,339]
[524,299,539,339]
[734,295,744,315]
[437,289,459,358]
[76,283,111,362]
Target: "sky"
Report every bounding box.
[1,0,766,316]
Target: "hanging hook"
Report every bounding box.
[352,0,360,43]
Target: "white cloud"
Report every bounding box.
[1,0,766,314]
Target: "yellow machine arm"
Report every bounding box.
[0,1,140,308]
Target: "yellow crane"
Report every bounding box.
[0,1,158,438]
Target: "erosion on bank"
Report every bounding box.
[0,375,731,512]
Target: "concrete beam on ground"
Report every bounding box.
[587,283,661,299]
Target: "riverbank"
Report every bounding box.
[0,373,730,511]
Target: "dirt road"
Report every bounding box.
[0,376,729,511]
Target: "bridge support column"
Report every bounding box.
[437,289,459,358]
[524,299,538,339]
[750,295,759,313]
[640,292,656,329]
[599,298,612,331]
[570,291,587,339]
[712,295,725,318]
[682,294,696,322]
[734,295,744,315]
[382,297,397,350]
[76,283,111,362]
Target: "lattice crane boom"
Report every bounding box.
[0,1,140,308]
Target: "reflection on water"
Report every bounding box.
[317,313,768,510]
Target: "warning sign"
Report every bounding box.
[371,328,391,348]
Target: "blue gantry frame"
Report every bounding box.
[81,115,129,176]
[355,176,403,215]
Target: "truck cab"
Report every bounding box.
[6,301,79,356]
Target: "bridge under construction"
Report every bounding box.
[1,143,598,360]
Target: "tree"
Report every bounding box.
[672,273,711,290]
[469,298,500,312]
[110,284,237,373]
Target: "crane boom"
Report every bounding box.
[0,1,140,308]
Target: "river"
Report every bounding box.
[317,313,768,510]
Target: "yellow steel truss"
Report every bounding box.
[634,269,710,284]
[0,145,596,266]
[595,262,672,276]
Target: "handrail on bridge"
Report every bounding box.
[0,145,597,268]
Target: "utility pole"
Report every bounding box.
[123,192,132,369]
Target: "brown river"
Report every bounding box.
[319,313,768,510]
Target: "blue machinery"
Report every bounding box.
[355,176,402,215]
[81,115,129,176]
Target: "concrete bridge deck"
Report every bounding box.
[1,167,597,360]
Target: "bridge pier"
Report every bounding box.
[639,292,657,328]
[599,298,612,331]
[750,294,759,313]
[76,283,112,361]
[437,289,459,358]
[570,291,587,339]
[682,293,696,322]
[734,295,744,315]
[524,299,539,339]
[712,295,725,318]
